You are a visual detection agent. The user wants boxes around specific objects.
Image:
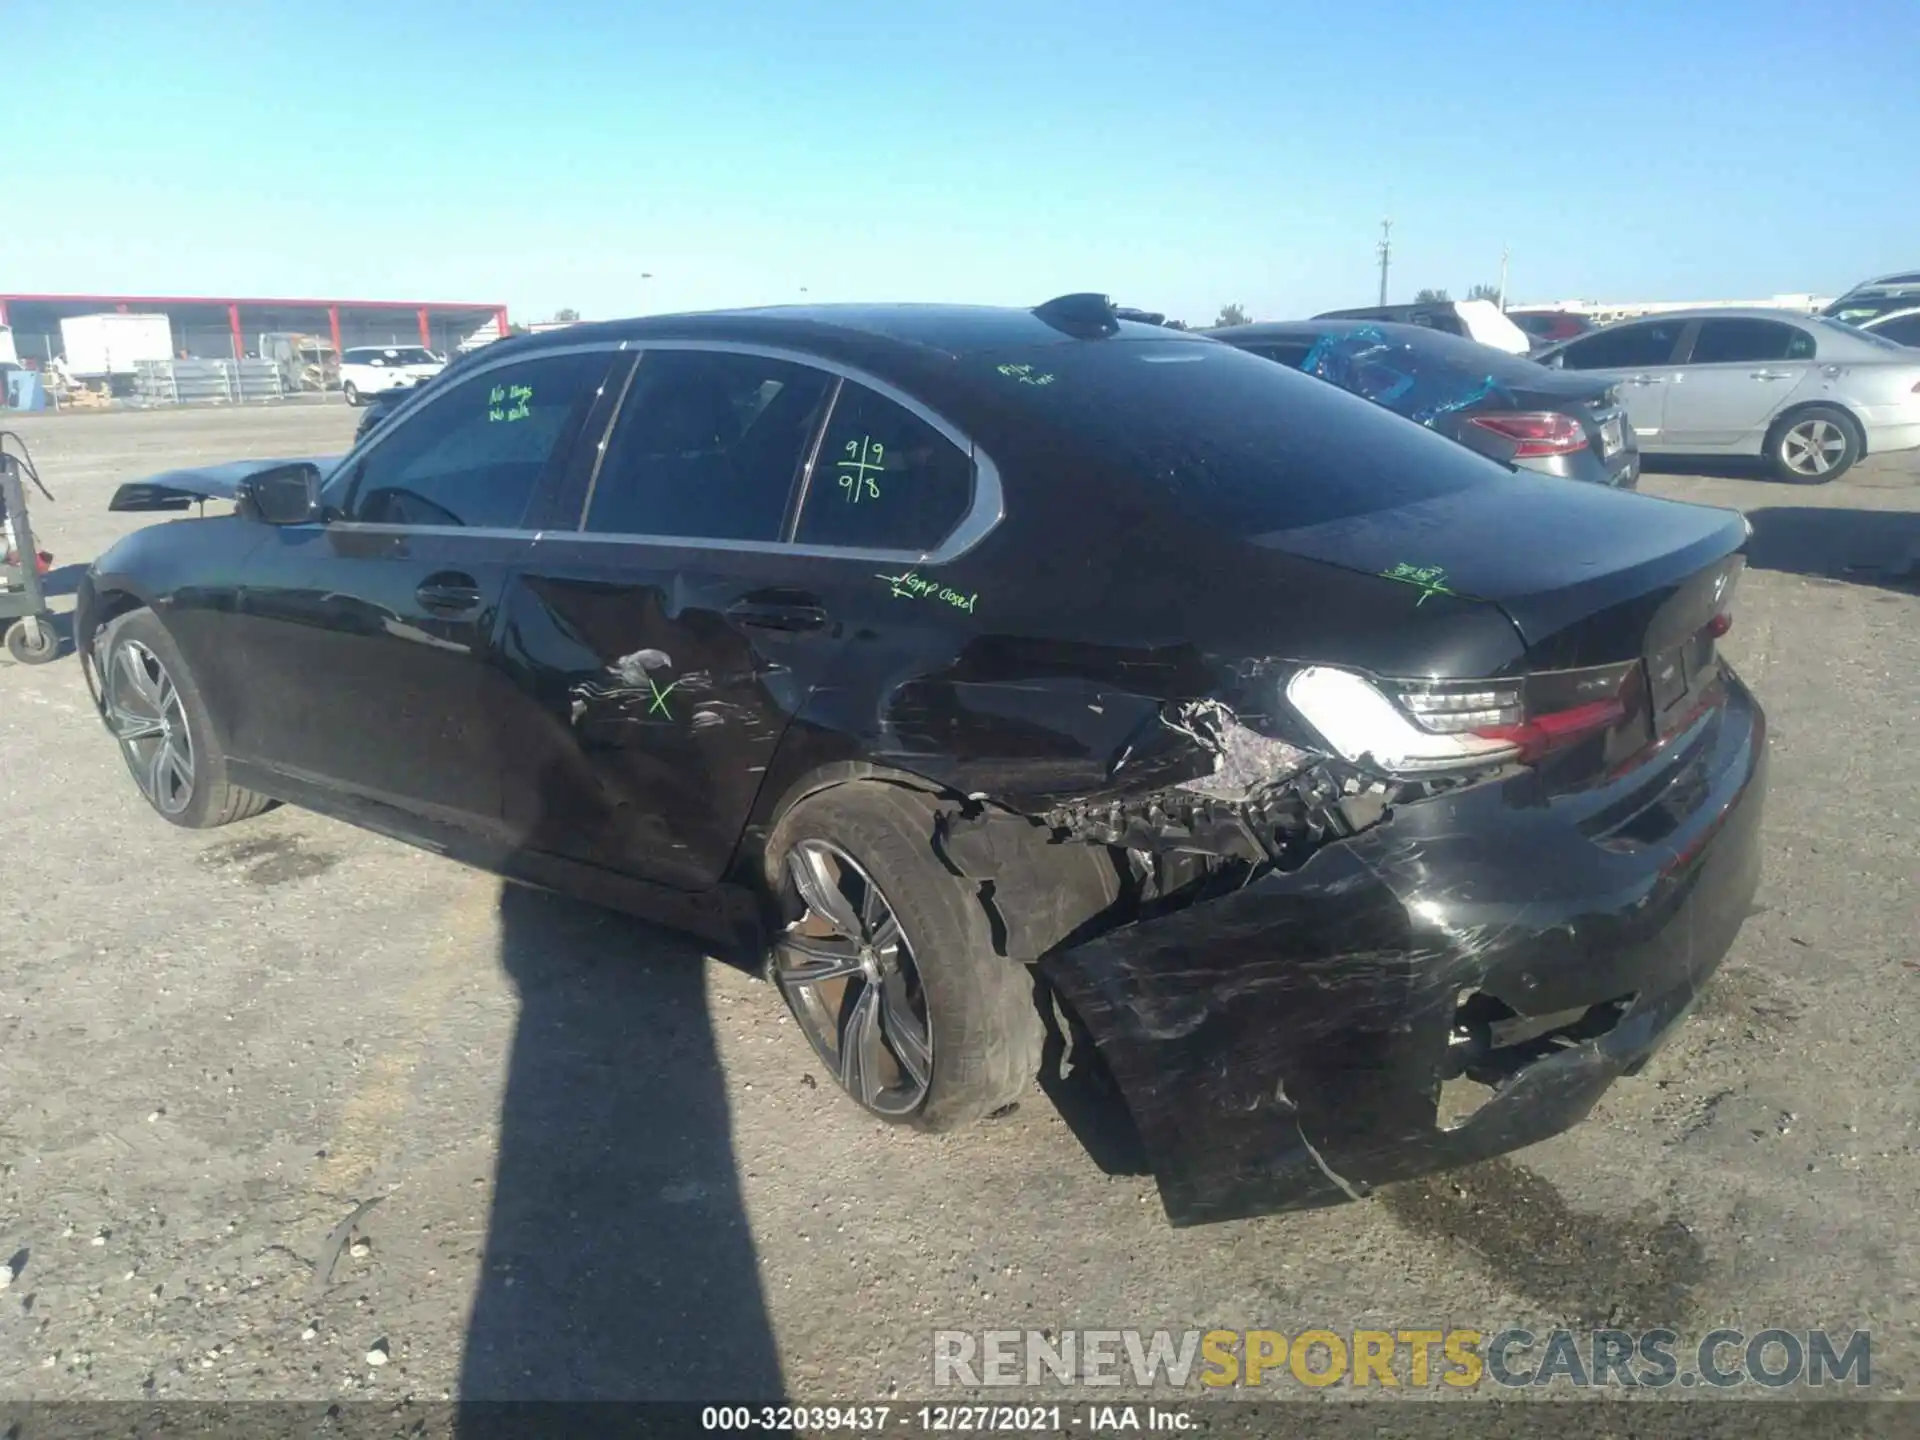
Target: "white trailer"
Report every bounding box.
[59,313,175,377]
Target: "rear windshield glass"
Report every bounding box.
[977,339,1502,533]
[1813,316,1910,352]
[1305,324,1556,384]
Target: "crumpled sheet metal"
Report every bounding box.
[1037,719,1767,1227]
[1299,326,1511,429]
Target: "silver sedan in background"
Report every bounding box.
[1536,307,1920,482]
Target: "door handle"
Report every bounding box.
[416,571,483,614]
[726,596,828,632]
[1750,370,1791,380]
[1626,374,1660,385]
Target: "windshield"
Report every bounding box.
[350,347,438,366]
[976,339,1502,533]
[1823,298,1915,325]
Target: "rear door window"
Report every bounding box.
[1556,321,1684,370]
[337,350,612,527]
[792,382,975,551]
[583,350,833,541]
[1686,318,1813,364]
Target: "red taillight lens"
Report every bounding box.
[1707,612,1732,638]
[1469,411,1590,457]
[1473,697,1628,762]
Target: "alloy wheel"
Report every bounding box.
[104,639,195,816]
[1781,418,1848,477]
[773,839,934,1116]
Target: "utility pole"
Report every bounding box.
[1497,244,1510,311]
[1377,218,1393,306]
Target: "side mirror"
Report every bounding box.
[236,463,323,525]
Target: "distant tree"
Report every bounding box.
[1163,318,1190,330]
[1414,288,1451,304]
[1466,283,1502,303]
[552,307,581,323]
[1215,303,1251,328]
[507,323,531,337]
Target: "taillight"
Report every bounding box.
[1468,411,1590,457]
[1286,668,1522,774]
[1472,696,1628,763]
[1285,662,1639,776]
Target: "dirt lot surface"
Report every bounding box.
[0,404,1915,1418]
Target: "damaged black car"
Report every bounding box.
[76,294,1767,1226]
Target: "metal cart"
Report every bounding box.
[1,449,59,665]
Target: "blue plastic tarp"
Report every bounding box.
[1297,325,1511,429]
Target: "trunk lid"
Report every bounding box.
[1251,475,1745,668]
[1253,476,1748,784]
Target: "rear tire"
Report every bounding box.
[765,783,1043,1131]
[1767,405,1861,483]
[343,382,362,407]
[96,609,274,829]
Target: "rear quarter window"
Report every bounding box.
[976,341,1503,534]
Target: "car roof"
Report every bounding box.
[1598,306,1819,324]
[506,302,1209,363]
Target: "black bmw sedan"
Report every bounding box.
[76,294,1766,1226]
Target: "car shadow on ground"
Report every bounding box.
[1743,507,1920,593]
[456,880,785,1420]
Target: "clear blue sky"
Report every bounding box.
[9,0,1916,325]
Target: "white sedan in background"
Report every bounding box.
[1537,308,1920,482]
[339,345,445,407]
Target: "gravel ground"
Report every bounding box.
[0,404,1914,1416]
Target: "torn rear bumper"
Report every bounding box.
[1041,672,1767,1227]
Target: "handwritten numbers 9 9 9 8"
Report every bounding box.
[837,436,884,503]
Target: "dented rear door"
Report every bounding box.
[494,534,847,888]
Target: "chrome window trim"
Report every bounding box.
[316,336,1007,567]
[578,339,1006,565]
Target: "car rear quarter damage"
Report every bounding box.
[859,657,1766,1228]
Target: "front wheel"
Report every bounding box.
[766,783,1042,1131]
[96,609,274,828]
[342,382,362,407]
[1769,406,1861,483]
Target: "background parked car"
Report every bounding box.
[339,345,446,406]
[1507,309,1598,353]
[1852,307,1920,348]
[1536,307,1920,483]
[1311,298,1531,355]
[1209,319,1638,487]
[1821,270,1920,328]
